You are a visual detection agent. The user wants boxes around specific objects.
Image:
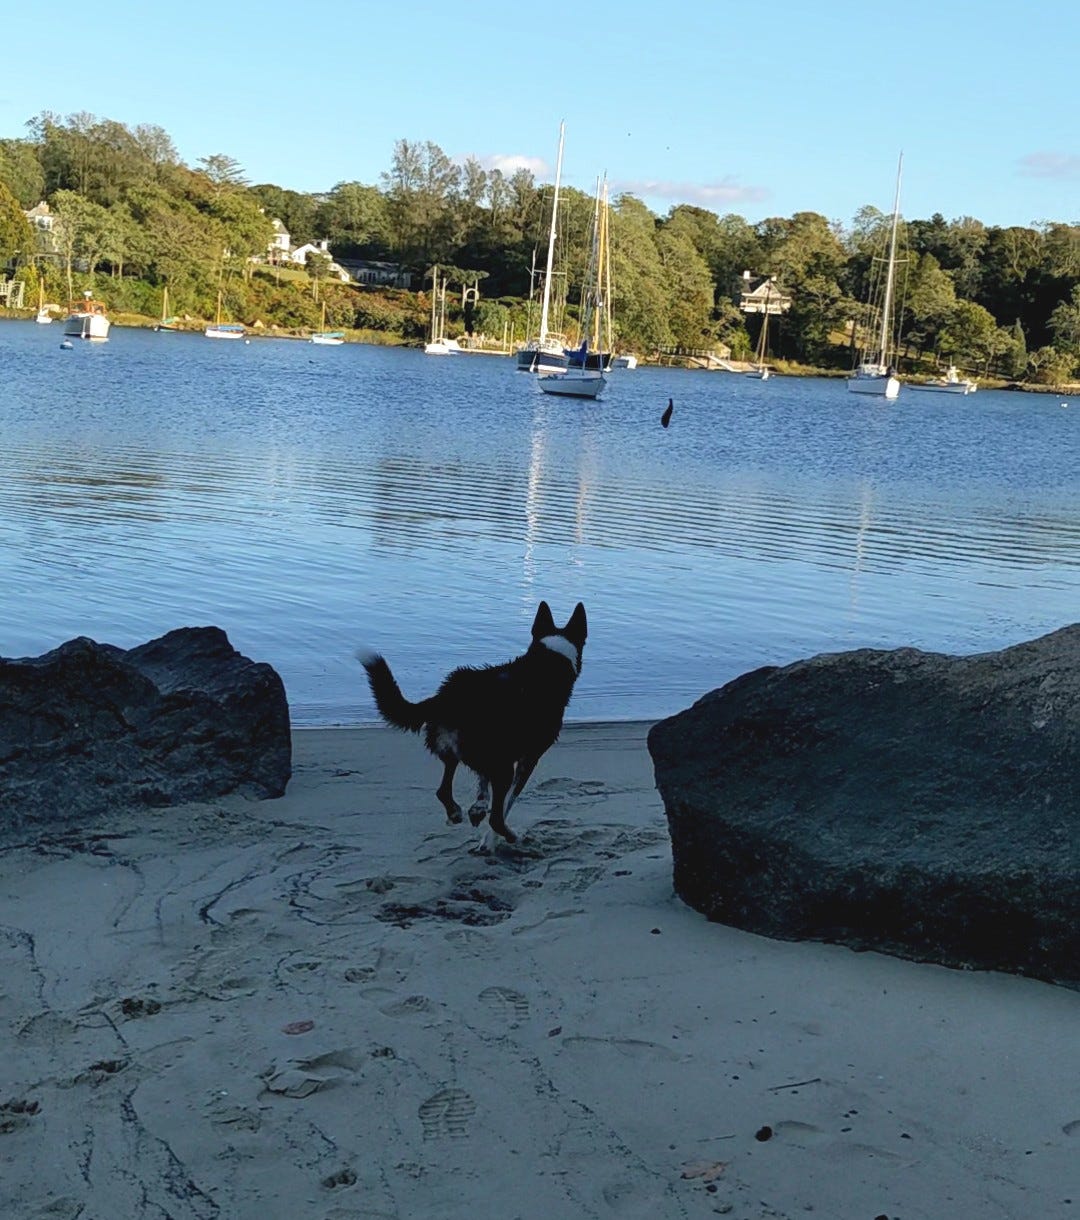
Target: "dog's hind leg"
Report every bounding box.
[504,755,541,818]
[467,777,490,827]
[435,756,463,824]
[485,764,517,845]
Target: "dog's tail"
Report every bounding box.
[355,649,430,733]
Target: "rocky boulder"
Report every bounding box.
[1,627,291,829]
[648,626,1080,987]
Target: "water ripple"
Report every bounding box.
[1,322,1078,722]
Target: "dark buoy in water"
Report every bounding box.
[661,398,673,428]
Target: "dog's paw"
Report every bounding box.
[467,802,489,827]
[445,805,464,825]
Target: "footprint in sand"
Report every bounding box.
[479,986,530,1026]
[0,1098,40,1134]
[418,1088,476,1140]
[378,994,436,1019]
[321,1166,358,1189]
[771,1120,830,1146]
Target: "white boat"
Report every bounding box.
[610,353,638,369]
[847,156,903,400]
[516,123,570,374]
[35,278,52,324]
[745,281,775,379]
[205,290,244,339]
[311,301,345,345]
[908,365,977,394]
[63,291,110,341]
[424,335,462,355]
[424,267,462,354]
[538,368,606,398]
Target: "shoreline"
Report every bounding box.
[3,313,1078,393]
[1,721,1076,1218]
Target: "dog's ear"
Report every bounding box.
[531,601,557,639]
[564,602,587,645]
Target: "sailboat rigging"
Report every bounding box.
[746,280,774,379]
[424,267,461,354]
[847,154,903,399]
[516,122,569,373]
[311,300,345,345]
[155,285,179,332]
[539,177,609,399]
[204,290,245,339]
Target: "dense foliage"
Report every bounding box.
[1,113,1077,381]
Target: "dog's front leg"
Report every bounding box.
[467,777,490,827]
[435,757,463,824]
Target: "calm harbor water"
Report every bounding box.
[2,320,1078,725]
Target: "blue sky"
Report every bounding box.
[3,0,1077,230]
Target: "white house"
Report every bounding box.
[268,218,291,261]
[24,201,55,232]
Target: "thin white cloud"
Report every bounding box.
[1018,152,1080,179]
[613,177,769,206]
[478,153,551,178]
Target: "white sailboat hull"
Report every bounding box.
[424,336,461,355]
[311,333,345,346]
[538,370,606,399]
[847,366,900,399]
[204,325,245,340]
[907,381,975,395]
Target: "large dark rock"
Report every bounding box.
[648,626,1080,987]
[1,627,291,829]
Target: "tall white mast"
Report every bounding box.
[538,121,565,346]
[878,152,903,365]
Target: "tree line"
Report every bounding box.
[1,112,1078,381]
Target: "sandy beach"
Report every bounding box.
[1,722,1077,1220]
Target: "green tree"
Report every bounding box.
[0,179,33,267]
[608,194,671,350]
[306,249,333,301]
[0,138,45,208]
[380,139,460,270]
[1048,285,1080,355]
[939,299,1000,371]
[316,181,390,256]
[902,253,957,356]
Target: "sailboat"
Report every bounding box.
[311,301,345,345]
[205,290,245,339]
[35,276,52,324]
[847,155,903,399]
[154,286,179,332]
[745,281,774,379]
[424,267,461,354]
[539,179,609,400]
[516,122,569,374]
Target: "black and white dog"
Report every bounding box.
[356,602,587,848]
